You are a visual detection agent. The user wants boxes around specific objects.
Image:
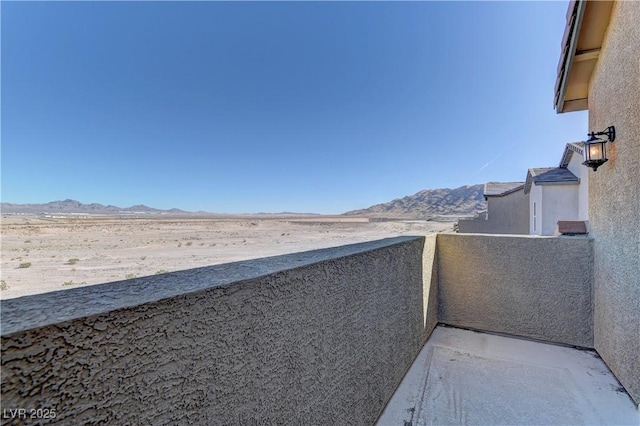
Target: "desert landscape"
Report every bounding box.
[0,214,454,299]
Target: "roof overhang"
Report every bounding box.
[559,142,585,167]
[484,188,524,200]
[524,177,580,194]
[535,180,581,187]
[483,182,525,200]
[554,0,614,113]
[524,168,580,194]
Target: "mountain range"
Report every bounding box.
[344,184,485,219]
[0,199,188,215]
[1,184,485,218]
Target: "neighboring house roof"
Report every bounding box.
[559,142,585,167]
[484,182,524,199]
[554,0,614,113]
[524,167,579,194]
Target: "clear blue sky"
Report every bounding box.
[2,1,587,214]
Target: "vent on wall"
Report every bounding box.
[558,221,588,235]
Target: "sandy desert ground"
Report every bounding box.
[1,214,454,299]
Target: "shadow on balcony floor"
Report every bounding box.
[377,326,639,425]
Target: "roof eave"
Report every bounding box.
[485,185,525,198]
[524,173,533,195]
[555,0,587,114]
[559,142,585,167]
[554,1,615,114]
[534,180,581,186]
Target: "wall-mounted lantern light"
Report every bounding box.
[583,126,615,171]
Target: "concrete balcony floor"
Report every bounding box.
[377,326,639,425]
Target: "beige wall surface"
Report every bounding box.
[587,0,640,406]
[422,234,440,337]
[458,190,529,235]
[1,232,603,421]
[1,237,437,425]
[437,233,594,348]
[487,190,530,234]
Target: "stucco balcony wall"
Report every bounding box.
[1,236,438,425]
[1,233,598,424]
[437,233,594,348]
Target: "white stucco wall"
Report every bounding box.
[541,185,579,235]
[566,153,589,221]
[529,185,543,235]
[530,183,580,236]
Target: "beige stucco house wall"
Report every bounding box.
[555,0,640,406]
[485,189,529,234]
[458,182,529,235]
[586,1,640,407]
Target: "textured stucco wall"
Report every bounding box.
[421,234,439,337]
[437,233,593,347]
[587,0,640,406]
[487,190,530,234]
[458,190,529,235]
[1,237,436,425]
[457,217,484,233]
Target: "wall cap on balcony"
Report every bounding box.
[1,236,422,336]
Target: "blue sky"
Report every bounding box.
[2,1,587,214]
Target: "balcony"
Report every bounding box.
[1,234,638,424]
[379,326,636,424]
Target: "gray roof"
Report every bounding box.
[483,182,524,198]
[524,167,579,194]
[559,142,584,167]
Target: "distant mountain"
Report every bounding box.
[0,199,189,215]
[344,184,485,219]
[2,187,486,218]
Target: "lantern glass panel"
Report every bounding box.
[586,142,606,161]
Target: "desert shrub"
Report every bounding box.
[63,280,86,286]
[0,280,8,291]
[125,273,137,279]
[18,262,31,269]
[155,269,167,275]
[67,258,80,265]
